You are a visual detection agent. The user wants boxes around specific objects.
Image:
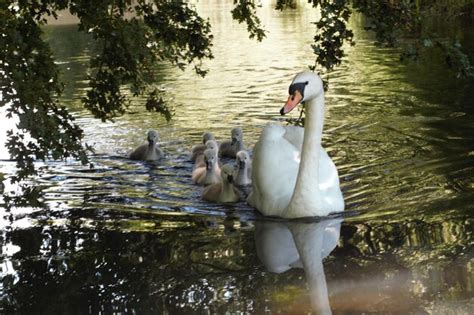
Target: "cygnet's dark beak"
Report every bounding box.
[206,161,212,170]
[238,160,246,169]
[227,174,234,183]
[231,137,238,145]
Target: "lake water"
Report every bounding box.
[1,1,473,314]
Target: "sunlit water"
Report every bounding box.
[1,1,473,313]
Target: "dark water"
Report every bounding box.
[1,1,473,314]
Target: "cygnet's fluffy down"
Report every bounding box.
[234,150,252,186]
[191,132,215,161]
[129,130,163,161]
[219,127,245,158]
[194,140,219,169]
[192,148,221,185]
[202,164,241,203]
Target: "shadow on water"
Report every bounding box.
[1,1,473,313]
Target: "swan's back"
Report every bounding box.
[247,123,301,216]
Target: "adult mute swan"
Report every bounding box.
[247,71,344,218]
[129,130,163,161]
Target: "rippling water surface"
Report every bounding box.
[1,1,473,313]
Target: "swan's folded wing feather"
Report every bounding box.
[282,125,304,151]
[248,123,300,216]
[318,148,341,192]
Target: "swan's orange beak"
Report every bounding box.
[280,90,303,115]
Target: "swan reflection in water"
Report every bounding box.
[255,218,342,315]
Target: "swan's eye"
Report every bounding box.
[289,82,306,99]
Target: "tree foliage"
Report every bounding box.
[77,0,215,121]
[1,0,473,204]
[1,0,216,202]
[311,0,474,77]
[231,0,266,41]
[309,1,354,74]
[1,2,90,199]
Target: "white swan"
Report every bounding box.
[202,164,241,203]
[129,130,163,161]
[247,71,344,218]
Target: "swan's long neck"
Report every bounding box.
[286,93,325,217]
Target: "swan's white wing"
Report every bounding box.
[318,148,344,211]
[282,125,304,151]
[247,123,302,216]
[318,149,340,190]
[284,125,340,196]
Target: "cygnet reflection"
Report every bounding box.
[255,218,342,315]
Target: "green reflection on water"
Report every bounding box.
[0,211,472,313]
[1,1,473,313]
